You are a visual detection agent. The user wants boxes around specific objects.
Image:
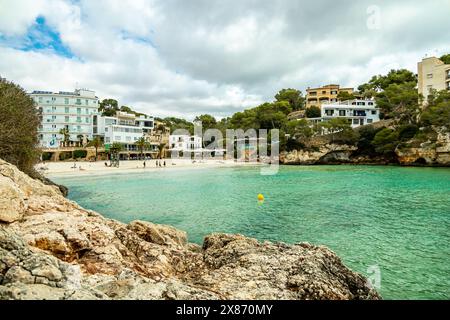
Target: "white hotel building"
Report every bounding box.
[31,89,156,157]
[169,135,202,154]
[320,99,380,128]
[30,89,99,148]
[93,111,155,152]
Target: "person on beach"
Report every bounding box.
[164,161,166,167]
[143,161,146,168]
[159,161,162,167]
[156,160,159,167]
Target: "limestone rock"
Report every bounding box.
[128,220,187,247]
[0,176,26,223]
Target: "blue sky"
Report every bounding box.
[0,16,74,58]
[0,0,449,119]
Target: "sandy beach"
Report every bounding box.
[37,158,259,177]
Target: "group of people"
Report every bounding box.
[142,160,166,168]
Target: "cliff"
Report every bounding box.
[281,126,450,167]
[0,159,380,300]
[395,127,450,166]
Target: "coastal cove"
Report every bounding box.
[50,165,450,300]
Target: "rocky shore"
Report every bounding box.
[281,126,450,167]
[0,158,380,300]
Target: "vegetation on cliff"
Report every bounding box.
[0,78,40,176]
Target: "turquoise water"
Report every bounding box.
[52,165,450,300]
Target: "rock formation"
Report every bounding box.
[281,126,450,167]
[0,159,380,300]
[395,127,450,166]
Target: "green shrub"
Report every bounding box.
[41,152,52,161]
[371,128,399,155]
[73,149,87,159]
[398,124,419,141]
[0,78,40,174]
[356,126,383,156]
[59,152,72,161]
[305,106,321,118]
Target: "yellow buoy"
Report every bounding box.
[257,194,265,201]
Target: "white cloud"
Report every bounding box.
[0,0,449,119]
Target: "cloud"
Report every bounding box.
[0,0,449,119]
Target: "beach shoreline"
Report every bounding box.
[37,158,262,177]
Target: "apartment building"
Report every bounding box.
[93,111,154,153]
[320,99,380,128]
[418,56,450,104]
[169,135,202,155]
[30,89,99,148]
[306,84,355,109]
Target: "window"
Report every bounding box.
[105,137,110,143]
[52,125,56,129]
[77,126,81,132]
[39,97,43,103]
[77,117,81,122]
[331,90,338,95]
[134,137,138,141]
[367,119,373,124]
[85,117,89,123]
[52,106,57,112]
[85,108,89,114]
[371,110,377,115]
[353,119,359,125]
[126,136,131,142]
[77,108,81,114]
[65,98,69,104]
[65,116,69,122]
[115,136,121,141]
[65,107,70,113]
[339,110,346,116]
[76,99,81,105]
[427,73,433,79]
[85,100,89,105]
[325,110,334,116]
[322,91,326,94]
[105,128,109,132]
[368,102,374,106]
[52,115,56,120]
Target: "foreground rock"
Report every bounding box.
[0,159,380,300]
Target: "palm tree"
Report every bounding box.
[135,137,150,160]
[59,127,70,147]
[87,136,103,161]
[157,143,166,159]
[77,134,84,147]
[109,142,123,167]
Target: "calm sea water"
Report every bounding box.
[52,165,450,300]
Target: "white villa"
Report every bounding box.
[169,135,202,154]
[30,89,99,148]
[93,111,155,153]
[318,99,380,128]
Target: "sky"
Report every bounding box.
[0,0,449,120]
